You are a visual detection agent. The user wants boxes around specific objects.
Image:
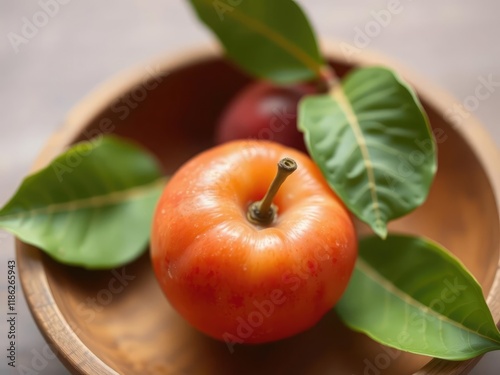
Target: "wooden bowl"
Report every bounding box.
[17,43,500,375]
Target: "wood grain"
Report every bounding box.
[16,44,500,375]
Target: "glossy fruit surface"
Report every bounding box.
[215,81,315,151]
[151,140,357,344]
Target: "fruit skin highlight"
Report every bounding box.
[215,82,315,151]
[150,140,357,344]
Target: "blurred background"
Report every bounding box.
[0,1,498,374]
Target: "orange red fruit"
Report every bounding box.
[151,140,357,345]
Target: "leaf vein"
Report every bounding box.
[199,0,322,77]
[0,178,166,222]
[357,258,500,346]
[331,87,384,231]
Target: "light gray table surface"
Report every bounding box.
[0,1,499,374]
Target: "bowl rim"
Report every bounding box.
[16,42,500,375]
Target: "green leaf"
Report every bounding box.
[0,136,166,269]
[299,67,436,238]
[188,0,324,84]
[336,234,500,360]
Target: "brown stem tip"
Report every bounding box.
[247,157,297,226]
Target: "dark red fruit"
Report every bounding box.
[215,81,316,152]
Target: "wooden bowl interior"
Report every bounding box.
[25,55,499,375]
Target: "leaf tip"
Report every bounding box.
[372,220,388,239]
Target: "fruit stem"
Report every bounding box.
[247,158,297,226]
